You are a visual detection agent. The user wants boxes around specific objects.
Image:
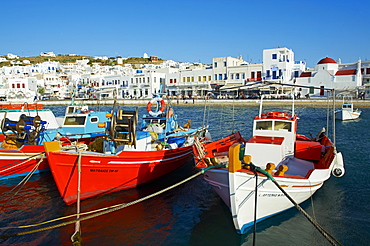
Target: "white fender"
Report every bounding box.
[332,152,345,177]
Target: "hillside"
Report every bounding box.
[0,54,165,68]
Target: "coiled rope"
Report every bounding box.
[0,164,224,241]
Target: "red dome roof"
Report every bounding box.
[317,57,337,64]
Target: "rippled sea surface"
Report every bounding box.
[0,104,369,246]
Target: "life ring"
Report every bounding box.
[147,97,166,117]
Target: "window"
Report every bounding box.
[208,76,211,81]
[231,74,234,79]
[224,61,227,67]
[256,121,272,130]
[294,71,299,77]
[275,121,291,132]
[214,62,217,68]
[367,68,370,74]
[170,79,173,83]
[90,117,98,123]
[251,72,255,79]
[236,74,240,79]
[218,74,222,80]
[214,75,217,80]
[174,79,176,83]
[272,71,277,79]
[257,71,262,79]
[224,74,227,80]
[64,116,86,126]
[272,54,277,59]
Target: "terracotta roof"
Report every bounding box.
[335,69,357,76]
[300,72,312,77]
[317,57,337,64]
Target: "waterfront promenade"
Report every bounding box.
[38,98,370,108]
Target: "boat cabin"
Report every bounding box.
[342,102,353,111]
[65,105,89,114]
[244,111,298,168]
[59,106,109,137]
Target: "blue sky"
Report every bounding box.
[1,0,369,67]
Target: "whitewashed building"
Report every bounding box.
[263,47,306,83]
[295,57,363,97]
[5,77,37,102]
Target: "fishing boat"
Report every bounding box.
[44,96,209,205]
[0,103,59,180]
[335,96,361,121]
[193,94,345,234]
[0,103,110,180]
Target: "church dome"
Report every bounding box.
[317,57,337,64]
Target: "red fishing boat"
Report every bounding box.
[44,96,208,205]
[44,142,195,205]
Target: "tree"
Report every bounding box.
[37,86,45,94]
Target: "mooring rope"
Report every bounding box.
[0,156,45,212]
[0,164,223,241]
[0,153,45,173]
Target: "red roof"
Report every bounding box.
[335,69,357,76]
[317,57,337,64]
[300,72,312,77]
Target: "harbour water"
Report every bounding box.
[0,104,369,245]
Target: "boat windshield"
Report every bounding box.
[63,116,86,126]
[255,120,292,132]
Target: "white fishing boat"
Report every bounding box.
[335,97,361,121]
[193,94,345,234]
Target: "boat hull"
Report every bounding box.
[195,132,340,234]
[46,146,194,205]
[335,110,361,121]
[0,145,49,180]
[205,167,331,234]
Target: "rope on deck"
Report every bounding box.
[0,164,224,241]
